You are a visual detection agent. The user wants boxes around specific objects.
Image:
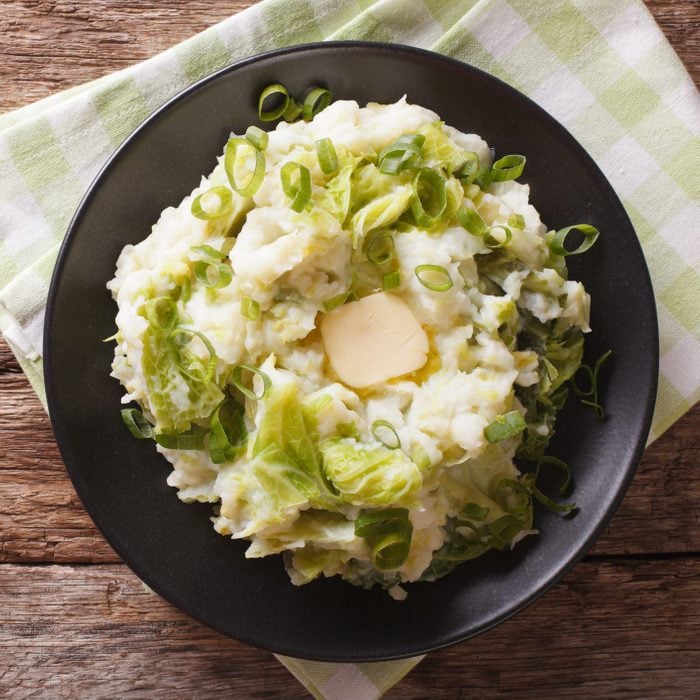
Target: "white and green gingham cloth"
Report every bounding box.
[1,0,698,697]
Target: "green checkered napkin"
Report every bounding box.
[1,0,698,697]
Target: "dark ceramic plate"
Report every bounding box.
[44,42,658,662]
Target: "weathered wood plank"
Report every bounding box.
[645,0,700,82]
[0,0,698,696]
[1,335,699,562]
[1,558,698,698]
[0,0,257,112]
[0,0,697,117]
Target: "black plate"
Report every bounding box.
[44,42,658,662]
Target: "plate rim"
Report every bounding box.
[43,40,659,662]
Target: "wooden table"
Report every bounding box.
[1,2,698,697]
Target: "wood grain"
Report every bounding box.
[0,0,698,697]
[1,558,698,698]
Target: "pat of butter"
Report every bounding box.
[319,292,429,389]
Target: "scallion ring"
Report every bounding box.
[245,125,269,151]
[240,295,260,320]
[414,264,453,292]
[484,410,526,443]
[456,206,488,236]
[168,327,218,383]
[508,213,525,229]
[179,276,192,304]
[121,408,154,439]
[573,349,612,419]
[193,260,232,289]
[371,419,401,449]
[323,292,350,312]
[410,447,431,471]
[549,224,600,256]
[280,161,312,212]
[155,428,206,451]
[315,138,339,175]
[302,87,333,121]
[495,478,532,517]
[382,270,401,290]
[143,297,178,332]
[452,151,480,184]
[460,503,490,522]
[355,508,413,570]
[410,167,447,227]
[283,97,302,122]
[366,232,395,265]
[208,397,247,464]
[490,154,526,182]
[224,137,266,197]
[488,514,525,547]
[190,244,224,262]
[523,456,576,514]
[258,83,289,122]
[231,364,271,401]
[378,133,425,175]
[484,225,512,249]
[191,186,234,220]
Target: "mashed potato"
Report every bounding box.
[108,96,591,594]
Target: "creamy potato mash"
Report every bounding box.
[108,96,591,596]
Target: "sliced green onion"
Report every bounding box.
[336,421,358,438]
[224,137,266,197]
[484,225,512,249]
[456,206,489,236]
[315,138,338,175]
[179,276,192,304]
[355,508,409,536]
[121,408,154,439]
[488,514,524,548]
[193,260,232,289]
[366,232,395,265]
[155,428,206,451]
[414,264,453,292]
[355,508,413,570]
[220,238,236,257]
[460,503,489,521]
[208,397,247,464]
[283,97,302,122]
[411,168,447,228]
[410,447,431,471]
[258,83,289,122]
[573,349,612,419]
[371,419,401,449]
[508,213,525,229]
[190,244,224,262]
[523,457,576,514]
[378,133,425,175]
[484,410,526,443]
[245,125,269,151]
[231,364,271,401]
[302,87,333,121]
[495,478,532,516]
[452,152,480,184]
[169,327,218,383]
[382,270,401,290]
[323,291,350,312]
[143,297,178,332]
[240,295,260,320]
[191,186,233,220]
[490,154,526,182]
[280,161,312,212]
[549,224,600,256]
